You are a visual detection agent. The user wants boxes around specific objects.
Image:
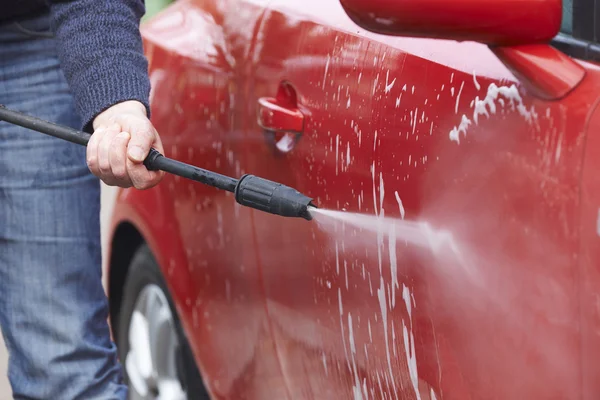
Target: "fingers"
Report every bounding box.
[127,160,162,190]
[88,124,134,188]
[89,101,165,190]
[86,126,103,178]
[126,128,165,190]
[109,131,133,187]
[118,119,165,190]
[126,120,154,164]
[98,124,120,177]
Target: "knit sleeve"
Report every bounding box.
[48,0,151,132]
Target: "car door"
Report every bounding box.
[559,1,600,398]
[246,0,591,398]
[244,2,381,398]
[142,1,289,398]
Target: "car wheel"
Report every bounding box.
[117,244,209,400]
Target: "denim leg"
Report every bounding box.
[0,15,128,400]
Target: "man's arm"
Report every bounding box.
[49,0,150,130]
[48,0,164,189]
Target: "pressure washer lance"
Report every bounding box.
[0,105,316,221]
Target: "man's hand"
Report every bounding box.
[88,100,165,189]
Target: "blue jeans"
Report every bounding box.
[0,13,128,399]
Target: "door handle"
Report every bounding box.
[257,97,304,133]
[257,82,304,153]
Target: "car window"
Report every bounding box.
[561,0,573,34]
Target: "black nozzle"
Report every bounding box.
[234,174,315,220]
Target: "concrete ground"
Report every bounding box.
[0,183,119,398]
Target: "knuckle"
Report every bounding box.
[113,167,128,180]
[133,179,151,190]
[98,160,111,173]
[86,156,97,169]
[115,133,129,144]
[131,136,152,148]
[135,125,155,140]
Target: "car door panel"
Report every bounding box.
[142,1,289,398]
[576,78,600,399]
[247,1,589,398]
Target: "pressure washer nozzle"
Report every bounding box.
[234,175,315,221]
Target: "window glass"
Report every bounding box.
[561,0,573,34]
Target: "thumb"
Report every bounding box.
[127,129,155,164]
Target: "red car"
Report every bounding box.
[105,0,600,398]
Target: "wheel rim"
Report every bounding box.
[126,284,187,400]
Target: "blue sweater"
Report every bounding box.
[3,0,151,132]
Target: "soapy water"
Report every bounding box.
[310,208,459,255]
[309,206,578,392]
[308,207,478,281]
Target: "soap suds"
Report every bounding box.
[347,143,351,167]
[385,70,396,94]
[448,83,536,143]
[392,324,397,356]
[455,81,465,114]
[378,277,396,394]
[351,353,362,400]
[373,73,379,95]
[335,134,339,175]
[449,115,472,143]
[403,319,421,400]
[373,131,378,152]
[473,70,481,90]
[348,312,356,354]
[473,83,532,124]
[412,108,418,135]
[394,191,405,219]
[389,224,399,309]
[431,389,438,400]
[345,260,349,289]
[402,284,412,319]
[322,54,330,90]
[336,242,340,275]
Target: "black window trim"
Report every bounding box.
[571,0,596,42]
[551,34,600,62]
[552,0,600,62]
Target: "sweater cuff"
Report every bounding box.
[74,57,151,133]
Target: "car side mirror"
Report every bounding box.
[339,0,585,100]
[339,0,562,45]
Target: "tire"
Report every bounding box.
[116,244,210,399]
